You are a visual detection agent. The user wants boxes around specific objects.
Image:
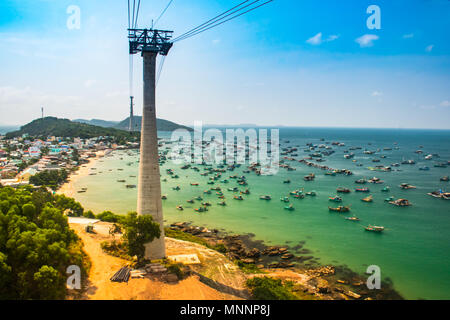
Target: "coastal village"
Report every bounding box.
[0,133,136,187]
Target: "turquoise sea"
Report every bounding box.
[72,127,450,300]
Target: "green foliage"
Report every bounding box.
[5,117,139,140]
[166,263,185,280]
[212,243,227,253]
[96,210,121,223]
[164,227,210,247]
[29,169,68,190]
[82,210,95,219]
[236,261,265,274]
[100,240,131,260]
[246,277,298,300]
[0,185,89,299]
[122,212,161,261]
[54,194,84,216]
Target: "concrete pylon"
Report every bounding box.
[137,50,165,259]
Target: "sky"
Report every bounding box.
[0,0,449,129]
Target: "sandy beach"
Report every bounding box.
[57,150,108,198]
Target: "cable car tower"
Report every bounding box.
[128,0,273,260]
[128,27,174,259]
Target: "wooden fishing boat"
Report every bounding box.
[172,186,181,191]
[294,194,305,199]
[161,195,167,200]
[381,186,390,192]
[284,204,295,211]
[217,201,227,206]
[283,179,291,184]
[337,187,351,193]
[176,205,184,211]
[186,199,194,204]
[365,225,384,232]
[399,183,416,190]
[306,191,317,196]
[355,179,367,184]
[328,206,350,213]
[384,196,395,202]
[260,195,271,200]
[355,187,370,192]
[329,196,342,202]
[190,182,199,186]
[126,184,136,189]
[280,197,290,203]
[345,216,360,221]
[440,176,449,182]
[195,207,208,212]
[361,195,373,202]
[389,198,411,206]
[234,195,244,200]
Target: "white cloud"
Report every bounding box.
[355,34,379,47]
[425,45,434,52]
[326,35,339,42]
[440,100,450,107]
[371,91,383,97]
[306,33,339,45]
[306,32,322,45]
[403,33,414,39]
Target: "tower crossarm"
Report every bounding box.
[128,28,174,56]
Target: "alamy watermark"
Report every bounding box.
[66,265,81,290]
[169,122,280,175]
[366,265,381,290]
[67,5,81,30]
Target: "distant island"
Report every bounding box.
[74,117,193,132]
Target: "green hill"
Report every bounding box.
[5,117,138,139]
[74,117,193,132]
[115,116,193,132]
[73,119,119,128]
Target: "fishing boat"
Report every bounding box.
[337,187,351,193]
[234,195,244,200]
[328,206,350,213]
[176,205,184,211]
[355,187,370,192]
[201,202,212,206]
[161,195,168,200]
[384,196,395,202]
[419,166,430,171]
[440,176,449,182]
[280,197,290,203]
[329,196,343,202]
[400,183,416,190]
[260,195,272,200]
[294,194,305,199]
[117,179,126,183]
[241,189,250,195]
[195,196,203,201]
[284,204,295,211]
[217,201,227,206]
[203,190,211,194]
[427,190,443,198]
[325,171,337,176]
[345,216,360,221]
[361,195,373,202]
[195,207,208,212]
[355,179,367,184]
[381,186,390,192]
[304,173,315,181]
[172,186,181,191]
[283,179,291,184]
[306,191,317,196]
[186,199,194,204]
[190,182,199,186]
[365,225,384,233]
[126,184,136,189]
[389,198,411,206]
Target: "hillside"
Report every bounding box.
[114,116,193,132]
[5,117,138,139]
[73,119,119,128]
[75,117,192,132]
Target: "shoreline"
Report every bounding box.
[57,149,108,198]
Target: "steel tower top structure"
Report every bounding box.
[128,28,173,56]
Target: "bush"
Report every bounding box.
[166,263,185,280]
[96,211,121,223]
[246,277,298,300]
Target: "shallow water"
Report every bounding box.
[72,127,450,299]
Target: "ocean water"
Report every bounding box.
[72,127,450,299]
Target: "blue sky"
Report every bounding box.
[0,0,449,128]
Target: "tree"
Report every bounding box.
[33,265,65,300]
[122,212,161,262]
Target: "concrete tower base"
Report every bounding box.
[137,50,166,260]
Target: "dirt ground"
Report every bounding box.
[69,222,247,300]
